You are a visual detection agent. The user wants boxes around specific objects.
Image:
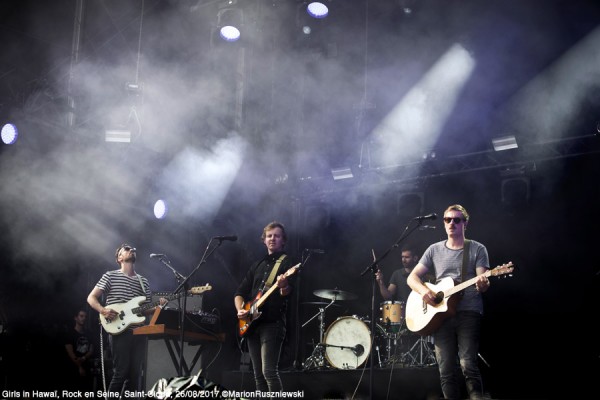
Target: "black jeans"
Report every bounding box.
[433,311,484,400]
[108,331,146,397]
[246,321,286,393]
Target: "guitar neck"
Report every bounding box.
[445,270,491,298]
[131,291,183,315]
[254,263,301,309]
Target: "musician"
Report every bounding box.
[87,244,166,398]
[375,246,420,303]
[407,205,490,400]
[234,221,295,394]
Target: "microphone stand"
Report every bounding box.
[172,238,225,376]
[358,218,427,400]
[156,255,185,283]
[293,250,312,370]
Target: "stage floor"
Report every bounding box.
[221,365,442,400]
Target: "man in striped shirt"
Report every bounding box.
[87,243,164,397]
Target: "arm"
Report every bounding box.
[276,273,291,297]
[375,270,396,300]
[235,295,248,319]
[407,263,438,306]
[87,287,118,321]
[475,266,491,292]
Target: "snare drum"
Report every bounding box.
[324,316,372,369]
[380,301,404,326]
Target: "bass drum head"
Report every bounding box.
[324,316,371,369]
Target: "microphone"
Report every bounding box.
[352,344,365,357]
[149,253,165,259]
[213,235,238,242]
[418,225,436,230]
[305,248,325,254]
[414,213,437,221]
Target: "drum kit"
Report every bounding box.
[302,289,436,370]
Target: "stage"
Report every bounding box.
[221,366,442,400]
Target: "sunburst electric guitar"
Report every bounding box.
[405,263,514,336]
[238,263,301,337]
[101,284,212,335]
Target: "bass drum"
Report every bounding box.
[324,316,372,369]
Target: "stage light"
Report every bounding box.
[307,2,328,19]
[331,167,353,181]
[153,199,168,219]
[220,25,241,42]
[217,6,243,42]
[492,135,518,151]
[1,123,18,145]
[105,129,131,143]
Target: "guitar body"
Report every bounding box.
[405,263,514,336]
[238,297,262,337]
[100,285,212,335]
[405,277,458,336]
[101,296,147,335]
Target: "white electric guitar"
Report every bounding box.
[405,263,514,336]
[101,284,211,335]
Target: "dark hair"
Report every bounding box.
[261,221,287,242]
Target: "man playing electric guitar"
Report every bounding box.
[87,243,167,397]
[407,205,491,400]
[234,221,295,394]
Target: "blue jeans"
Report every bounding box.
[108,331,146,397]
[246,321,286,393]
[433,311,484,400]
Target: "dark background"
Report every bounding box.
[0,1,599,398]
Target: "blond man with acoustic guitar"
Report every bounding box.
[407,205,492,400]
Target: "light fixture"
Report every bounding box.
[331,167,353,180]
[1,123,18,145]
[105,129,131,143]
[153,199,168,219]
[492,135,518,151]
[217,3,243,43]
[307,2,329,19]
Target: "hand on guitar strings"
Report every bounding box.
[475,275,490,292]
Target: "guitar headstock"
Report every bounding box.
[490,262,514,278]
[284,263,302,277]
[190,284,212,295]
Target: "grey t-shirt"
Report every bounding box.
[419,240,490,314]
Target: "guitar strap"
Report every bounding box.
[136,274,146,294]
[265,254,287,289]
[460,239,471,297]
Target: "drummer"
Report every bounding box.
[375,246,421,304]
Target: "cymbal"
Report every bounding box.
[313,288,358,301]
[301,301,341,307]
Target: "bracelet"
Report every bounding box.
[280,285,289,291]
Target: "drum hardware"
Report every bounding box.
[301,298,338,370]
[303,343,327,370]
[401,334,436,367]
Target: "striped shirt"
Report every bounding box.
[95,270,151,306]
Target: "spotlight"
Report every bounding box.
[307,2,329,19]
[331,167,353,181]
[1,123,18,145]
[492,135,518,151]
[217,6,243,42]
[153,199,168,219]
[105,129,131,143]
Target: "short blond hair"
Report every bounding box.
[444,204,470,222]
